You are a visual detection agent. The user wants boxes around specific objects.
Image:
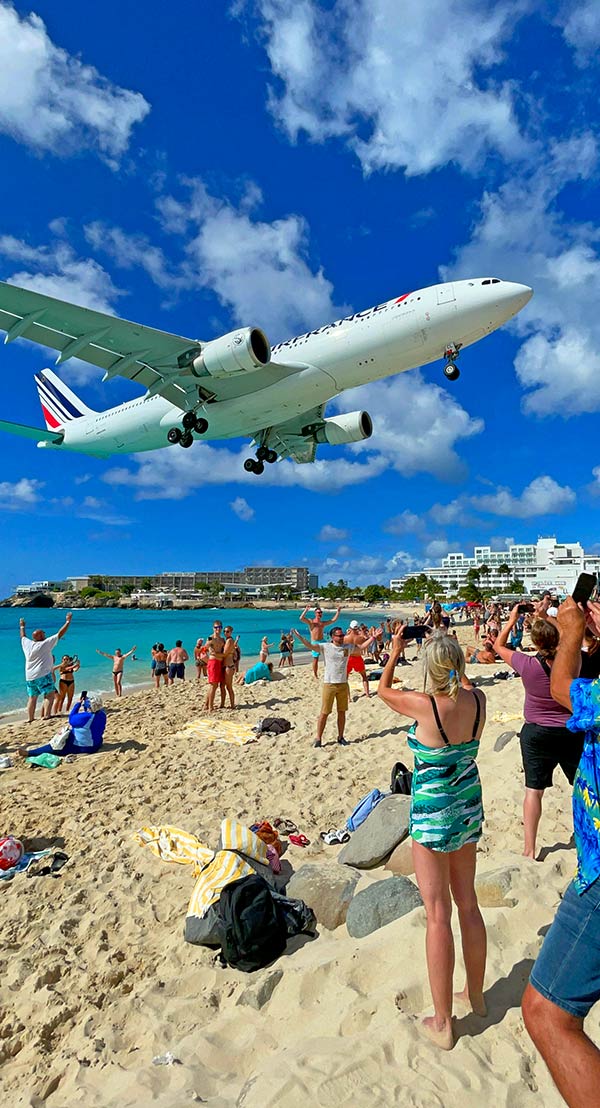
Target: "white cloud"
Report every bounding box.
[383,510,425,536]
[245,0,527,176]
[558,1,600,62]
[424,539,453,562]
[317,524,349,542]
[312,548,419,588]
[0,477,44,507]
[103,441,387,498]
[157,179,343,340]
[446,134,600,416]
[334,372,483,481]
[489,535,516,551]
[0,2,149,161]
[230,496,255,521]
[84,223,178,291]
[471,476,576,517]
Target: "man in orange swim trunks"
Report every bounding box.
[204,621,225,712]
[344,620,371,698]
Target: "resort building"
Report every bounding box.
[62,566,317,596]
[390,537,600,596]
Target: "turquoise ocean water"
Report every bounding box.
[1,606,382,717]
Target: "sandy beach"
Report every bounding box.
[0,629,589,1107]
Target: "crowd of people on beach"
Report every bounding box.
[13,589,600,1102]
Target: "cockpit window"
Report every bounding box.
[491,278,501,284]
[482,279,491,285]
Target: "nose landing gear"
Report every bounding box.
[443,343,462,382]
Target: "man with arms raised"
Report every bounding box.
[344,620,372,698]
[294,625,377,747]
[20,612,72,722]
[522,596,600,1104]
[299,605,341,678]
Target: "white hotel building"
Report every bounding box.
[390,537,600,596]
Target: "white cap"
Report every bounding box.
[349,620,359,629]
[547,606,558,618]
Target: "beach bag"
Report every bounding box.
[346,788,388,832]
[254,717,292,735]
[0,835,24,871]
[49,725,71,752]
[217,874,287,972]
[390,761,413,796]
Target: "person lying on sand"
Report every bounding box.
[235,661,274,686]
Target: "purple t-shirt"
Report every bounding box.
[511,653,571,727]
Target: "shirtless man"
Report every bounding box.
[220,626,238,708]
[300,605,342,677]
[204,620,225,712]
[167,640,189,683]
[96,644,136,697]
[344,620,373,698]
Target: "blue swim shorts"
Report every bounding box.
[530,877,600,1018]
[26,672,56,698]
[311,649,320,659]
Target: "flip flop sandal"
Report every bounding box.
[320,829,340,845]
[289,833,310,847]
[273,818,298,835]
[27,851,69,878]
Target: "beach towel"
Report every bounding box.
[491,712,524,724]
[134,822,269,945]
[175,718,256,746]
[0,848,51,881]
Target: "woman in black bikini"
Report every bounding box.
[54,654,80,714]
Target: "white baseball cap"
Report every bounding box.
[349,620,359,629]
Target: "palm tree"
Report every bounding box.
[478,564,490,592]
[498,563,511,594]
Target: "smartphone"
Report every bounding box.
[572,573,597,606]
[517,603,534,614]
[398,625,426,640]
[80,690,88,699]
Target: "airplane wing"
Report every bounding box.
[0,418,64,444]
[0,280,204,411]
[257,406,324,465]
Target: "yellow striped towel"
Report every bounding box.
[175,717,256,745]
[219,818,268,864]
[134,823,259,919]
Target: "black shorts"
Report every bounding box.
[168,662,185,680]
[519,722,584,790]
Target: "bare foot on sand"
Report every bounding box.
[454,987,487,1017]
[420,1015,455,1050]
[16,747,28,759]
[523,850,540,861]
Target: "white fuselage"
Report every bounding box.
[46,278,532,457]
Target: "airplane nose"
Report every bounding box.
[504,282,533,311]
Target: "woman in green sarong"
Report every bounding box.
[378,627,487,1051]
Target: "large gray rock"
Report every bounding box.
[384,838,415,877]
[338,795,411,869]
[286,862,361,930]
[346,876,423,938]
[237,969,283,1010]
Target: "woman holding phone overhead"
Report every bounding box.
[495,603,584,860]
[378,628,487,1051]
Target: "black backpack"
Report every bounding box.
[390,761,413,796]
[256,717,292,735]
[217,874,288,972]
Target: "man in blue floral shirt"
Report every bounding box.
[522,596,600,1104]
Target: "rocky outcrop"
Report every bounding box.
[286,862,361,930]
[346,876,423,938]
[338,795,411,869]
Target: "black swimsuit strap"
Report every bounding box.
[428,695,450,745]
[429,691,482,744]
[472,690,481,738]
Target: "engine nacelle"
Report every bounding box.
[191,327,270,378]
[312,411,373,446]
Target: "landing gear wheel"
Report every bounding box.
[182,411,196,431]
[266,449,277,464]
[244,458,257,473]
[180,431,194,448]
[194,416,209,434]
[256,446,269,462]
[443,362,460,381]
[254,460,264,475]
[167,427,182,444]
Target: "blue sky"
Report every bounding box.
[0,0,599,591]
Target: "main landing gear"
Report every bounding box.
[167,412,209,448]
[442,343,462,382]
[243,445,278,475]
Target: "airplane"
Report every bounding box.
[0,276,532,475]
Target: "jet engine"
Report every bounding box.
[191,328,270,378]
[311,411,373,445]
